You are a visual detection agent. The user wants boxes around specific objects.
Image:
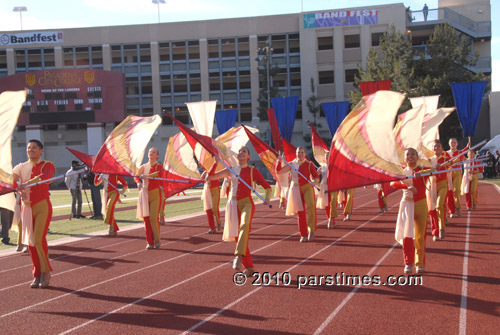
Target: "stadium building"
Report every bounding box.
[0,0,492,172]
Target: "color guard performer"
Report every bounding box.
[342,188,354,221]
[391,148,428,274]
[429,140,451,241]
[276,147,319,242]
[136,148,164,249]
[447,138,469,217]
[461,150,482,210]
[202,175,222,234]
[95,174,128,237]
[206,147,271,275]
[12,139,55,288]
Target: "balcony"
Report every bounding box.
[407,7,491,39]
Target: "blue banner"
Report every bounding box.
[451,81,487,137]
[215,109,238,135]
[271,96,299,142]
[322,101,350,137]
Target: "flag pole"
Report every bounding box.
[279,156,320,191]
[17,168,85,190]
[215,157,272,208]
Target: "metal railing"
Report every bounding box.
[407,7,490,38]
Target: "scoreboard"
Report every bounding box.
[0,69,126,125]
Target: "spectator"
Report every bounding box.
[65,161,86,218]
[83,169,103,220]
[423,3,429,21]
[495,150,500,176]
[484,151,496,179]
[406,6,413,22]
[0,193,15,245]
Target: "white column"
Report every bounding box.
[87,123,105,156]
[25,125,44,159]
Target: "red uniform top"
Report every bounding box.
[392,166,428,202]
[472,160,484,174]
[434,152,451,183]
[25,161,55,206]
[236,166,271,201]
[134,162,164,191]
[209,179,220,189]
[95,174,128,193]
[448,146,468,169]
[276,160,319,187]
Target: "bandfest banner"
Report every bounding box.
[0,31,64,45]
[304,9,377,28]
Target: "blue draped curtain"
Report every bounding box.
[271,96,299,142]
[451,82,487,137]
[321,101,350,137]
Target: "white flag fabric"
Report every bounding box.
[186,101,217,137]
[0,90,26,210]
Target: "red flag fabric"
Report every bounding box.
[267,108,282,152]
[66,147,95,169]
[93,115,162,176]
[281,137,297,162]
[328,91,406,191]
[308,121,330,165]
[359,80,392,96]
[166,113,220,158]
[163,133,204,199]
[243,126,280,181]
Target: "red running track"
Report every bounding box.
[1,183,499,334]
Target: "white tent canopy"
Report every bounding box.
[480,134,500,153]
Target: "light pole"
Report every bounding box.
[13,6,27,31]
[152,0,166,23]
[256,45,274,109]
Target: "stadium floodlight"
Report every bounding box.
[152,0,166,23]
[13,6,27,31]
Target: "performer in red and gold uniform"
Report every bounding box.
[135,148,164,249]
[429,140,451,241]
[207,147,271,276]
[446,138,469,217]
[342,188,354,221]
[13,139,55,288]
[95,173,128,236]
[391,148,429,274]
[203,177,222,234]
[461,150,483,210]
[276,147,319,242]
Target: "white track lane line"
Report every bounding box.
[313,242,398,334]
[0,211,207,275]
[59,190,381,333]
[458,211,471,335]
[181,197,391,334]
[0,210,285,319]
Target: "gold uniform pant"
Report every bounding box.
[451,170,462,209]
[235,197,255,269]
[297,184,316,236]
[413,199,428,268]
[105,190,120,232]
[144,188,163,244]
[28,199,53,277]
[328,191,339,219]
[436,180,448,230]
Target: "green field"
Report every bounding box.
[1,186,273,250]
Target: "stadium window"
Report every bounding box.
[318,70,334,84]
[344,34,360,48]
[317,36,333,50]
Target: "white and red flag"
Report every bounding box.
[328,91,406,191]
[93,115,162,176]
[0,90,26,199]
[309,121,329,165]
